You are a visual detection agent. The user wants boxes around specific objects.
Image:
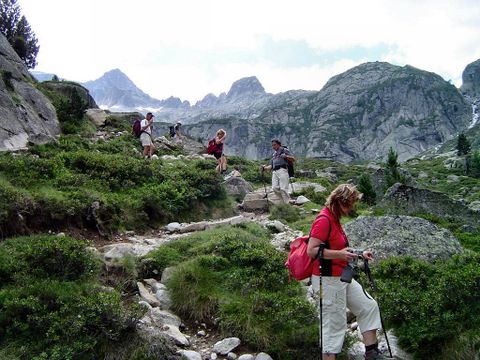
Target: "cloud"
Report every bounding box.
[18,0,480,103]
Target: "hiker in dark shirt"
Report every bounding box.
[261,139,293,203]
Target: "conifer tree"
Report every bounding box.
[0,0,39,69]
[357,174,376,205]
[456,133,471,156]
[385,147,405,188]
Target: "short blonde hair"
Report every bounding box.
[325,184,363,220]
[216,129,226,137]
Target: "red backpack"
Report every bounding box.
[207,138,217,154]
[285,215,331,281]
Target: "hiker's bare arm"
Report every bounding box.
[307,237,357,261]
[261,165,272,171]
[141,121,152,131]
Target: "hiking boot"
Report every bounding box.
[365,348,390,359]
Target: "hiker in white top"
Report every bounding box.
[140,112,155,158]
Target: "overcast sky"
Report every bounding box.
[19,0,480,104]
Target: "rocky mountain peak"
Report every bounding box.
[461,58,480,98]
[226,76,266,100]
[91,69,137,91]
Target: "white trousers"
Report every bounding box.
[272,168,290,203]
[311,275,382,354]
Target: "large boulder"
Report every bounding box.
[344,215,464,262]
[0,33,60,151]
[378,183,480,231]
[240,188,284,212]
[222,174,253,200]
[39,81,97,109]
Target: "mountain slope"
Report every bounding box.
[183,62,470,162]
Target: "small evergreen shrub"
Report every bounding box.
[269,203,302,224]
[373,254,480,359]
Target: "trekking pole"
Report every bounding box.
[319,263,323,357]
[363,260,393,358]
[261,166,270,212]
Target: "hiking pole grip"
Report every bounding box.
[364,260,393,358]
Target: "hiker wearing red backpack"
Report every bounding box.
[207,129,227,174]
[140,112,155,158]
[306,184,387,360]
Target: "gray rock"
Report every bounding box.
[468,200,480,211]
[161,266,176,284]
[264,220,286,233]
[196,330,206,337]
[379,183,479,231]
[238,355,255,360]
[155,288,172,309]
[461,58,480,98]
[447,174,460,182]
[295,195,310,205]
[137,282,160,307]
[147,307,182,328]
[213,337,241,355]
[222,176,254,200]
[417,171,428,179]
[344,215,464,262]
[290,181,327,194]
[255,353,273,360]
[227,352,238,360]
[241,188,283,212]
[179,350,202,360]
[0,33,60,151]
[166,222,182,232]
[138,301,152,310]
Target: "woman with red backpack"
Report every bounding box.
[306,184,388,360]
[207,129,227,174]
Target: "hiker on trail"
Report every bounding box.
[306,184,387,360]
[261,139,293,203]
[140,112,155,158]
[212,129,227,174]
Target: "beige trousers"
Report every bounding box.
[311,275,382,354]
[272,168,290,203]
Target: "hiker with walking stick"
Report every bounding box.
[306,184,389,360]
[260,139,294,204]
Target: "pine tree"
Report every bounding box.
[456,133,471,156]
[385,147,405,188]
[0,0,39,69]
[357,174,376,205]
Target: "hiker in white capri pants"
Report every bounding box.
[261,139,293,203]
[307,184,387,360]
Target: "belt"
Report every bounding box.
[273,165,287,171]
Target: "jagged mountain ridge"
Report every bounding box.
[82,69,189,111]
[182,62,470,162]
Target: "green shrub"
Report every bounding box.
[373,254,480,359]
[151,224,320,359]
[269,203,302,224]
[0,280,140,360]
[0,235,100,284]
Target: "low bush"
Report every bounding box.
[373,254,480,359]
[145,224,320,359]
[0,234,142,359]
[269,203,302,224]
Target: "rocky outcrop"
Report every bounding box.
[344,215,464,262]
[39,81,97,109]
[182,62,470,162]
[378,184,479,231]
[0,33,60,151]
[461,58,480,98]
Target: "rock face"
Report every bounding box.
[182,62,469,162]
[39,81,97,109]
[0,33,60,151]
[461,58,480,98]
[378,184,480,231]
[344,215,464,262]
